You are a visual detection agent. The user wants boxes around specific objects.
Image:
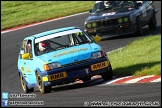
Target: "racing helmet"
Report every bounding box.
[104,1,110,7]
[104,1,113,8]
[39,41,50,52]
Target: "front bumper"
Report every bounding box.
[85,23,136,37]
[38,57,111,86]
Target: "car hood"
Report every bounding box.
[36,43,101,66]
[85,8,134,21]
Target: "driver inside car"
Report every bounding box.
[37,40,51,55]
[104,1,115,9]
[39,41,50,52]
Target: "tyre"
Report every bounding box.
[148,12,157,30]
[36,73,51,94]
[135,17,143,36]
[101,65,113,81]
[20,74,34,93]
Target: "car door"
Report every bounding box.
[24,39,37,85]
[18,39,37,85]
[18,39,28,77]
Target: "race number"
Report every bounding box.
[102,12,116,16]
[75,32,83,36]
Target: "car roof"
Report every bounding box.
[95,1,103,3]
[95,1,142,3]
[25,26,78,39]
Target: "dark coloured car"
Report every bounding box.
[84,1,158,38]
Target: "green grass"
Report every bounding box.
[107,35,161,77]
[1,1,94,30]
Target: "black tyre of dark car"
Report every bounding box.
[135,17,143,36]
[148,12,157,30]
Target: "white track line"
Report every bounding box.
[124,75,154,83]
[100,76,132,85]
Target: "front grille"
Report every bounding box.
[96,19,118,27]
[103,20,112,26]
[62,59,90,67]
[49,59,91,71]
[94,17,129,28]
[67,65,89,72]
[61,59,91,73]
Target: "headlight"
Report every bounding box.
[48,62,61,69]
[92,22,97,27]
[124,17,129,22]
[118,18,123,23]
[86,23,92,28]
[44,62,61,71]
[91,52,102,59]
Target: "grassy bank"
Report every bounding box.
[108,35,161,77]
[1,1,94,30]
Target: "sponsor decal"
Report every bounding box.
[53,47,88,58]
[27,66,31,72]
[21,67,25,74]
[85,68,89,74]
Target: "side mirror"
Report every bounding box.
[20,50,24,54]
[22,53,31,59]
[88,10,92,14]
[93,35,101,43]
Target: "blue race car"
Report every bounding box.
[18,26,113,94]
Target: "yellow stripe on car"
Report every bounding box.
[21,67,25,74]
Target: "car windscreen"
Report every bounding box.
[34,29,92,56]
[91,1,135,13]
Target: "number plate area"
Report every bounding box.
[91,61,108,71]
[48,72,67,81]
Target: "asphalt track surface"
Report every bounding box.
[1,1,161,107]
